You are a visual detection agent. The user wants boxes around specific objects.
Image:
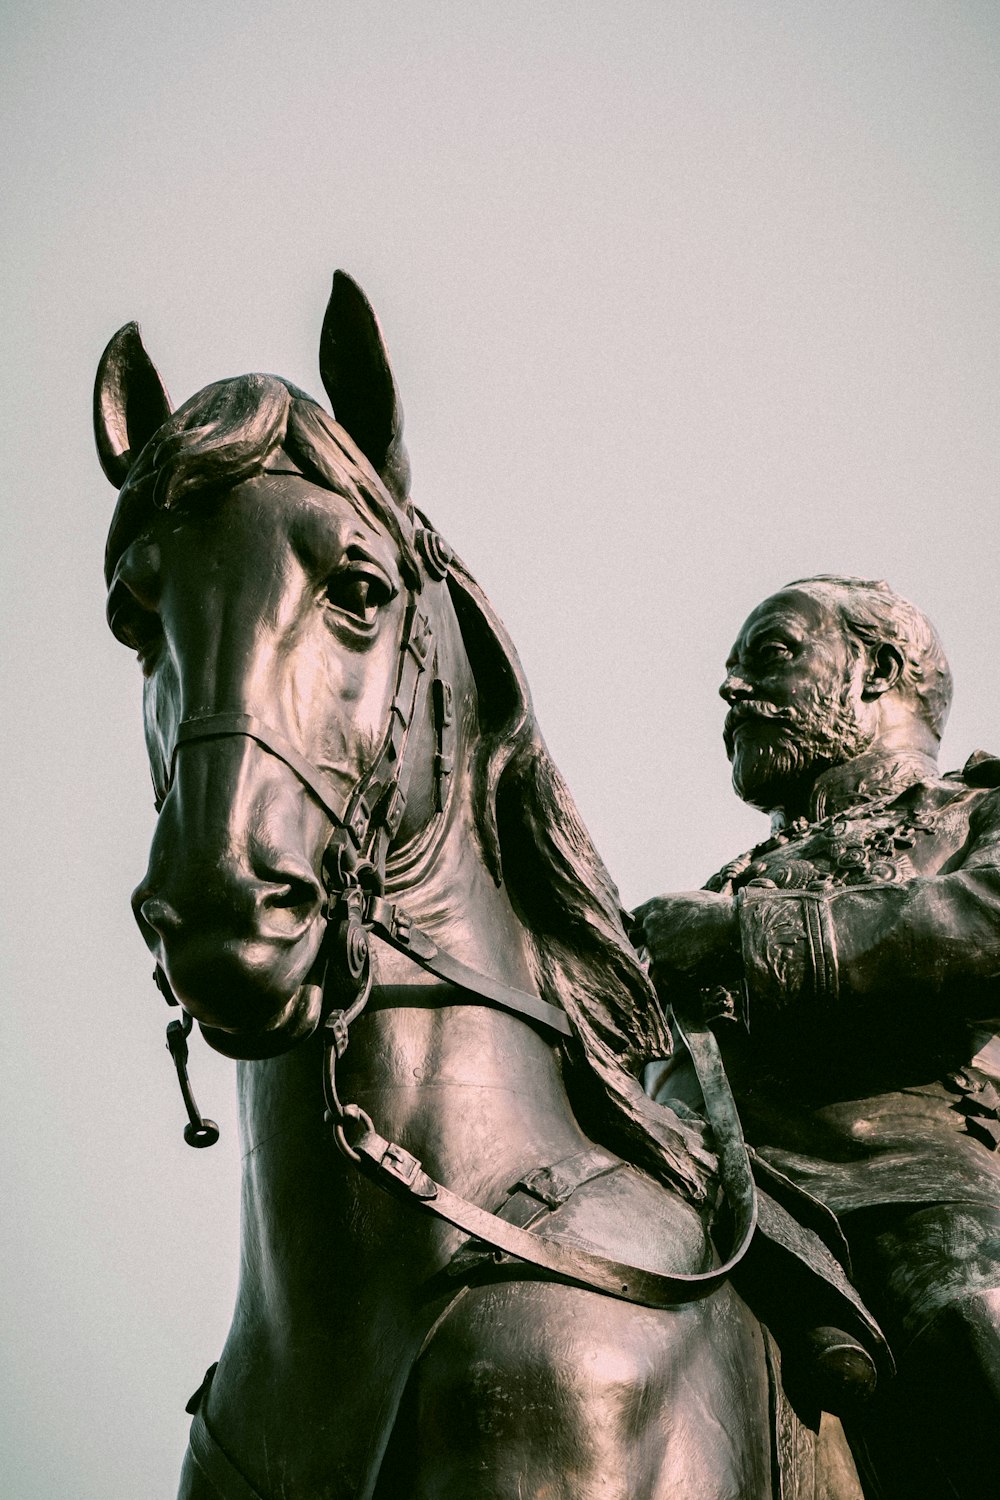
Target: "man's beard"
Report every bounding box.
[724,689,876,811]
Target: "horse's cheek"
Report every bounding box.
[320,620,399,740]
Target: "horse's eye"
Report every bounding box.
[323,568,394,625]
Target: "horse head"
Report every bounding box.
[98,272,704,1200]
[97,274,466,1056]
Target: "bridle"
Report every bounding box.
[154,525,568,1122]
[151,526,759,1307]
[156,525,453,1121]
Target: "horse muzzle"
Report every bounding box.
[134,864,329,1053]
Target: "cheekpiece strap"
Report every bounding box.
[342,601,433,861]
[166,593,437,864]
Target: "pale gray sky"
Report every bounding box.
[3,4,998,1495]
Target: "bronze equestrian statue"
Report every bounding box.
[99,274,906,1496]
[636,576,1000,1498]
[96,273,805,1500]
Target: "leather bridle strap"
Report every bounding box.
[341,603,433,864]
[173,713,351,826]
[673,1008,758,1268]
[340,1011,758,1308]
[167,600,434,869]
[366,896,573,1038]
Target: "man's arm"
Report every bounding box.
[636,789,1000,1025]
[742,790,1000,1022]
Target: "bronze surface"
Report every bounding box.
[98,274,809,1499]
[637,574,1000,1497]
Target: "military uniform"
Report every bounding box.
[697,746,1000,1356]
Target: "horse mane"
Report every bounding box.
[445,558,715,1204]
[105,373,715,1205]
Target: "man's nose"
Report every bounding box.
[719,669,753,703]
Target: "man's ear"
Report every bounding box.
[862,642,904,699]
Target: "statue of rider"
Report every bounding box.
[635,575,1000,1499]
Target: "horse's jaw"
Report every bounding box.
[140,905,331,1057]
[133,834,332,1056]
[198,972,328,1059]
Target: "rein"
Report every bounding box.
[153,528,758,1307]
[320,997,757,1308]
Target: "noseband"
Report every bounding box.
[151,528,759,1308]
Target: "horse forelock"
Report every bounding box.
[104,372,419,590]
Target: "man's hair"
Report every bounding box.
[784,574,953,739]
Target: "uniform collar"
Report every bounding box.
[807,746,943,823]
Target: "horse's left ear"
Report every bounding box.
[319,271,411,505]
[94,322,172,488]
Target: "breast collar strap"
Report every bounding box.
[321,995,758,1309]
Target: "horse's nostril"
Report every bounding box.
[138,896,181,936]
[260,874,323,919]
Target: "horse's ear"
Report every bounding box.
[94,322,172,488]
[319,271,411,505]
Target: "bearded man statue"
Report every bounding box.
[635,575,1000,1500]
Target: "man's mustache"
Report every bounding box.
[723,700,797,755]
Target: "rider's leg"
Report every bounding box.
[843,1201,1000,1500]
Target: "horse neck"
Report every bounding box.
[378,781,535,1001]
[232,596,585,1237]
[233,605,553,1123]
[231,719,579,1281]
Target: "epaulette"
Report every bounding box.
[955,750,1000,788]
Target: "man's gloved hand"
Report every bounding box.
[631,891,742,997]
